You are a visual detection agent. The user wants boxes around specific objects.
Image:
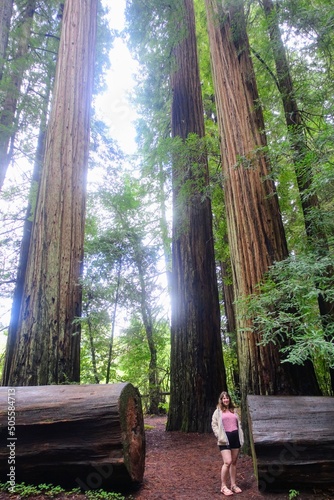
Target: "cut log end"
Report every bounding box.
[247,395,334,492]
[119,382,146,483]
[0,383,146,490]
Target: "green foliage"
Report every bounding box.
[281,0,334,68]
[86,489,129,500]
[114,316,170,410]
[94,3,114,94]
[81,160,171,404]
[289,489,300,500]
[241,251,334,393]
[248,0,334,255]
[144,423,155,430]
[125,0,175,148]
[222,340,240,403]
[170,133,211,198]
[0,482,128,499]
[36,483,68,496]
[158,400,169,413]
[0,482,67,496]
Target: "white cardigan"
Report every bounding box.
[211,408,244,447]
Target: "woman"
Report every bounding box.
[211,391,244,496]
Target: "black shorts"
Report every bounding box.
[218,430,241,450]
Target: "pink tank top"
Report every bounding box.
[222,410,238,432]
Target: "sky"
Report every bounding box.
[95,0,138,154]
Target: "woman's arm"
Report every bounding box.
[211,408,219,438]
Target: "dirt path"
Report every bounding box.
[130,416,333,500]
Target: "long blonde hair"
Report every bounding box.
[218,391,235,412]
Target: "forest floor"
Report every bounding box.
[0,415,333,500]
[130,416,334,500]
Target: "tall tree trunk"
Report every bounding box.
[204,0,320,443]
[0,0,36,191]
[0,0,13,80]
[2,74,51,385]
[261,0,334,393]
[4,0,98,386]
[166,0,227,433]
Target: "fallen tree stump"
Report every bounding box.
[0,382,145,491]
[247,395,334,492]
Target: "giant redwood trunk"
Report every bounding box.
[0,383,145,489]
[262,0,334,392]
[2,70,51,387]
[166,0,226,433]
[204,0,320,443]
[2,0,98,386]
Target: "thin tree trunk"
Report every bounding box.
[106,261,122,384]
[167,0,227,433]
[4,0,98,386]
[220,260,237,335]
[204,0,320,444]
[133,238,160,415]
[261,0,334,393]
[219,260,240,392]
[87,315,100,384]
[82,298,100,384]
[0,0,13,80]
[0,0,36,191]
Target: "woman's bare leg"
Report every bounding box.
[230,448,242,492]
[221,449,232,492]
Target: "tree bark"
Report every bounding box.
[247,395,334,491]
[167,0,227,433]
[204,0,320,444]
[0,0,36,191]
[0,383,145,489]
[3,0,97,386]
[2,73,50,386]
[261,0,334,393]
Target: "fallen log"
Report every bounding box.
[0,382,145,491]
[247,395,334,492]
